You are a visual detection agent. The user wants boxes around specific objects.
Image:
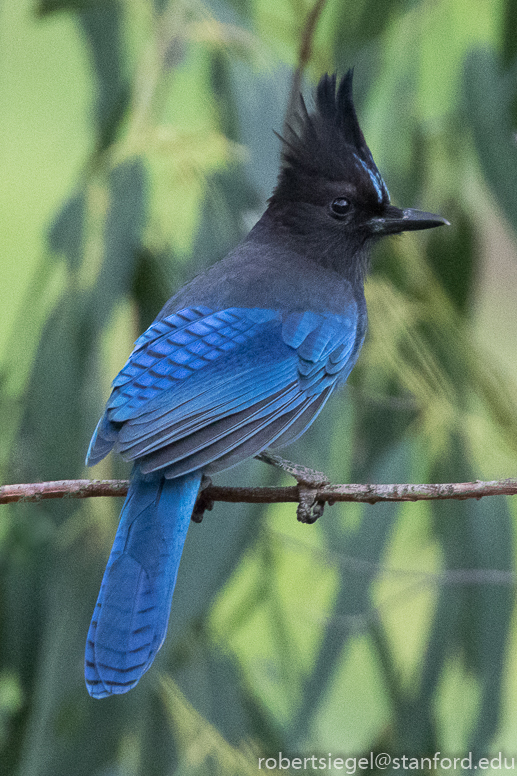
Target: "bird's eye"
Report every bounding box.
[330,198,351,217]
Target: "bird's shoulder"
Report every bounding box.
[157,226,363,321]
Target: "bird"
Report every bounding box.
[84,70,448,698]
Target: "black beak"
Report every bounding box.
[369,206,450,235]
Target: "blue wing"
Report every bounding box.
[87,303,364,477]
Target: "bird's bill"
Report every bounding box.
[369,206,450,235]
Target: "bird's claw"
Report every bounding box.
[296,484,327,524]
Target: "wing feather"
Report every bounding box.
[86,303,361,475]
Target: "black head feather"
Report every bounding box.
[261,70,447,284]
[271,70,389,208]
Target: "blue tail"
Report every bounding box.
[85,470,202,698]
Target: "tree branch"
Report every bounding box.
[284,0,329,136]
[2,477,517,511]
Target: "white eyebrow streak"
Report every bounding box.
[353,154,389,203]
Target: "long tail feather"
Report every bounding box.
[85,470,202,698]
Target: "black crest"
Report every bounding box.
[272,70,389,206]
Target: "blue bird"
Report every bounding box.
[85,71,448,698]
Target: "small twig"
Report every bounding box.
[284,0,329,135]
[297,0,328,71]
[2,477,517,507]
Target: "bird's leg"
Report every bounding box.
[256,450,329,486]
[191,474,213,523]
[256,450,330,524]
[296,486,326,524]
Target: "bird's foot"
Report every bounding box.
[296,485,326,524]
[256,450,330,523]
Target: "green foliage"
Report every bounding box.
[1,0,517,773]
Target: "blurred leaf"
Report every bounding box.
[464,47,517,232]
[12,160,145,483]
[426,202,476,316]
[330,0,408,68]
[160,676,265,775]
[14,290,93,482]
[131,247,177,332]
[0,671,23,748]
[214,0,254,23]
[189,167,261,277]
[36,0,109,13]
[93,158,147,316]
[466,493,514,754]
[429,433,513,757]
[78,2,129,154]
[48,191,85,271]
[227,61,290,201]
[502,0,517,70]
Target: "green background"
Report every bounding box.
[1,0,517,773]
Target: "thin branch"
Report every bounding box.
[2,477,517,508]
[284,0,329,135]
[0,479,130,504]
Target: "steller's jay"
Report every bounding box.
[85,71,448,698]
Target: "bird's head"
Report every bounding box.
[267,71,448,284]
